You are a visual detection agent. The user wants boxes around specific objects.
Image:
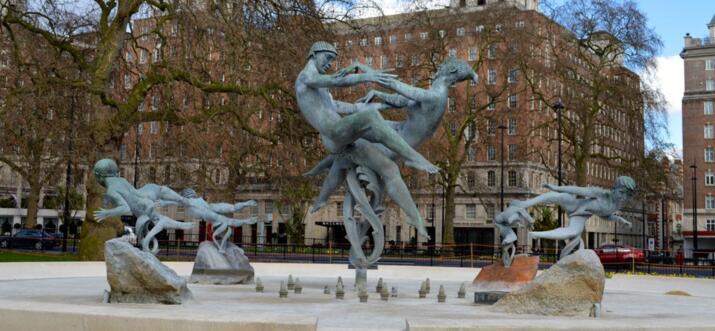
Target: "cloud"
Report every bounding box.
[644,55,684,114]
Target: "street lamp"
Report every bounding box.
[133,124,141,188]
[61,94,76,253]
[552,100,564,227]
[498,123,507,211]
[690,163,698,257]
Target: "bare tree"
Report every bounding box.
[519,0,667,187]
[1,0,368,259]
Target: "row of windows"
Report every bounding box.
[345,22,524,48]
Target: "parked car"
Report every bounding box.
[0,229,61,250]
[595,244,645,265]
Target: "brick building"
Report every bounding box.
[0,0,648,251]
[681,14,715,258]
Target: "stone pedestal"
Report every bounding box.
[493,249,605,317]
[473,254,539,304]
[104,239,191,304]
[190,241,254,285]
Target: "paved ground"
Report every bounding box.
[0,262,714,330]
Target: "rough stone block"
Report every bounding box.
[493,249,605,317]
[105,238,191,304]
[190,241,254,285]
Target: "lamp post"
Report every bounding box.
[498,123,507,211]
[553,101,564,227]
[690,163,698,257]
[133,124,141,188]
[61,94,76,253]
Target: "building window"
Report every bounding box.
[125,51,133,62]
[476,25,484,33]
[488,69,497,84]
[124,73,132,90]
[487,171,496,187]
[495,24,503,33]
[150,121,158,134]
[487,119,497,135]
[508,144,518,160]
[706,171,715,186]
[427,204,435,220]
[487,44,497,59]
[404,33,412,42]
[466,204,476,219]
[707,195,715,209]
[486,204,495,222]
[468,48,477,61]
[411,54,420,66]
[707,59,715,71]
[139,49,147,64]
[467,171,476,188]
[152,48,160,63]
[707,219,715,231]
[439,30,446,38]
[456,27,465,36]
[705,101,714,115]
[706,124,714,139]
[449,48,457,57]
[706,147,715,162]
[467,145,476,161]
[396,54,404,68]
[380,55,388,69]
[449,121,457,136]
[487,145,496,160]
[508,118,517,135]
[365,56,373,67]
[336,202,343,217]
[508,170,517,187]
[374,36,383,46]
[360,38,367,47]
[389,35,397,44]
[420,32,428,40]
[707,80,715,91]
[508,68,518,83]
[448,97,456,112]
[508,94,517,109]
[488,96,496,110]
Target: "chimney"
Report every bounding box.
[709,14,715,41]
[684,33,694,47]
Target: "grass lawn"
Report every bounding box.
[0,251,80,262]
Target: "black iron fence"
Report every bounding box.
[2,234,715,278]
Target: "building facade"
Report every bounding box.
[0,0,648,252]
[681,14,715,258]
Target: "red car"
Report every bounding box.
[595,244,645,266]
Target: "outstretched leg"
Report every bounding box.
[349,142,430,239]
[329,109,438,173]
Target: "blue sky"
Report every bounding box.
[637,1,714,157]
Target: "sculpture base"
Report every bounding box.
[104,239,192,304]
[493,249,605,317]
[190,241,254,285]
[472,254,539,304]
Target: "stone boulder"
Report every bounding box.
[105,238,191,304]
[190,241,255,285]
[493,249,605,317]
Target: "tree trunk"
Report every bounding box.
[23,183,42,230]
[443,183,456,246]
[78,167,123,261]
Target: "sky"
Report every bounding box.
[341,0,715,159]
[637,1,714,158]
